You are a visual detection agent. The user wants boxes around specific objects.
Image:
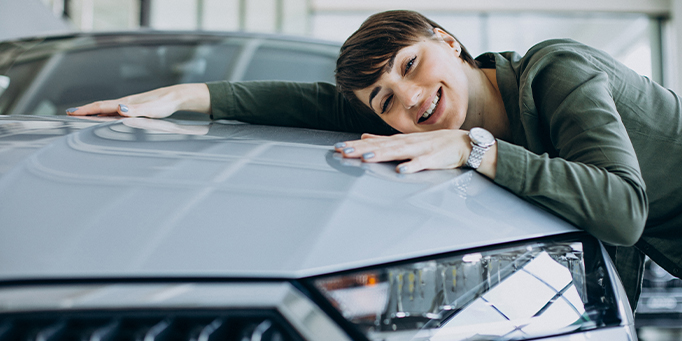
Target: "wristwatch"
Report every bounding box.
[465,127,495,169]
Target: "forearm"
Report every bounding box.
[206,80,396,134]
[494,141,648,246]
[163,83,211,114]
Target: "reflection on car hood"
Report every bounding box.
[0,116,578,280]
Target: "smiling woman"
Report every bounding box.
[66,10,682,316]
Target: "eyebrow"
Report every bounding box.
[368,53,399,110]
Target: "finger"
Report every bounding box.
[358,139,430,163]
[340,135,416,160]
[334,134,382,152]
[117,104,132,117]
[396,158,428,174]
[396,162,415,174]
[337,139,389,158]
[332,138,367,156]
[66,100,123,117]
[361,133,383,139]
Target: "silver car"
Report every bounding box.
[0,32,636,341]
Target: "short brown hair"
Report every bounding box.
[335,10,477,112]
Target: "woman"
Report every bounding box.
[67,10,682,311]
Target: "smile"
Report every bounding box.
[419,88,441,123]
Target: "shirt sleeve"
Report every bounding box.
[206,80,397,135]
[494,51,648,246]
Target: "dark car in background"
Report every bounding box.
[0,31,339,118]
[0,31,642,340]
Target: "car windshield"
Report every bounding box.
[0,34,339,119]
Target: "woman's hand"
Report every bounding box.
[335,129,497,179]
[66,83,211,118]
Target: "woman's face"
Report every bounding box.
[353,30,471,133]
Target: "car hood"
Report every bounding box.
[0,116,579,281]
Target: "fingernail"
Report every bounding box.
[65,107,78,114]
[362,152,375,160]
[334,142,346,149]
[398,166,408,174]
[119,104,129,113]
[343,147,355,154]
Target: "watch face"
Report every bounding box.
[469,127,495,146]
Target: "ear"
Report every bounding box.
[433,28,461,56]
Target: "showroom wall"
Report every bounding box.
[25,0,682,90]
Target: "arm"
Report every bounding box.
[68,80,398,135]
[495,54,648,246]
[207,81,396,134]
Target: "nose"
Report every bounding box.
[395,82,421,109]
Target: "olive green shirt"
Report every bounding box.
[207,39,682,293]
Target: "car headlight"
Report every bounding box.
[312,236,622,340]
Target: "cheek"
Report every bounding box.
[446,68,469,105]
[379,112,414,133]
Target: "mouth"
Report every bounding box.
[418,88,441,124]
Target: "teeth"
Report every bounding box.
[421,93,440,120]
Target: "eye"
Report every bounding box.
[381,94,393,114]
[404,56,416,75]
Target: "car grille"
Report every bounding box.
[0,282,352,341]
[0,309,300,341]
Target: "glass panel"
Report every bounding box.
[483,13,655,79]
[0,42,239,116]
[244,46,337,83]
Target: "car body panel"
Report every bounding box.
[0,116,580,281]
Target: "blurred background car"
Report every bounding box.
[0,31,339,120]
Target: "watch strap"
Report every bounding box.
[465,143,489,169]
